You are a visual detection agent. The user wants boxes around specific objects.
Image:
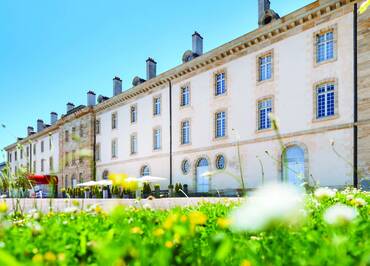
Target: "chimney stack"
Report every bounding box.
[37,119,44,132]
[67,102,75,113]
[192,32,203,56]
[50,112,58,125]
[27,126,34,136]
[87,91,96,106]
[258,0,279,26]
[258,0,270,22]
[113,77,122,96]
[146,58,157,80]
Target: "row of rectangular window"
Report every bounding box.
[97,81,337,159]
[8,138,53,163]
[31,157,54,173]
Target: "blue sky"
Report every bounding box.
[0,0,313,155]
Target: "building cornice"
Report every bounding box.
[95,0,358,114]
[4,107,94,151]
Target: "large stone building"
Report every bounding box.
[4,0,370,194]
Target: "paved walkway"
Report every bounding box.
[3,197,241,213]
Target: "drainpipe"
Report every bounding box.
[169,80,173,187]
[92,110,97,181]
[353,3,358,188]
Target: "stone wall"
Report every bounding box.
[58,110,95,192]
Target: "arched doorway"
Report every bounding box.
[71,175,77,188]
[196,158,210,193]
[282,146,305,186]
[102,170,109,180]
[140,165,150,177]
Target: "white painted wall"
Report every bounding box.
[7,130,59,176]
[96,12,355,190]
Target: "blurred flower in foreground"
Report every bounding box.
[314,187,336,200]
[323,204,358,226]
[0,202,7,213]
[229,183,304,232]
[351,197,367,207]
[359,0,370,14]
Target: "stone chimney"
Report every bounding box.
[27,126,34,136]
[87,91,96,106]
[258,0,279,26]
[67,102,75,113]
[146,58,157,80]
[37,119,44,132]
[50,112,58,125]
[113,76,122,96]
[192,32,203,56]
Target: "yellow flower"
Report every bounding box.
[240,260,252,266]
[163,214,179,229]
[32,254,43,263]
[165,241,174,249]
[131,227,143,234]
[72,200,80,207]
[173,233,181,244]
[44,251,56,262]
[94,205,103,214]
[109,173,128,186]
[217,218,231,229]
[180,215,187,223]
[0,202,8,213]
[57,253,66,262]
[153,228,165,237]
[189,211,207,226]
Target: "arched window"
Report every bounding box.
[141,165,150,177]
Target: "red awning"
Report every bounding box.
[28,175,58,185]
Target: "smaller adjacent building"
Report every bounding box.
[4,92,97,195]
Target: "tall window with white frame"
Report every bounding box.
[95,144,101,161]
[96,119,101,134]
[215,111,226,138]
[130,134,137,155]
[259,53,272,81]
[130,105,137,123]
[316,83,335,119]
[316,31,334,63]
[181,120,190,145]
[111,113,117,129]
[41,141,44,153]
[153,96,161,116]
[111,139,117,159]
[258,98,273,130]
[180,86,190,106]
[215,72,226,96]
[49,157,53,172]
[153,128,161,150]
[41,159,45,172]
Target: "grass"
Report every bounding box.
[0,187,369,266]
